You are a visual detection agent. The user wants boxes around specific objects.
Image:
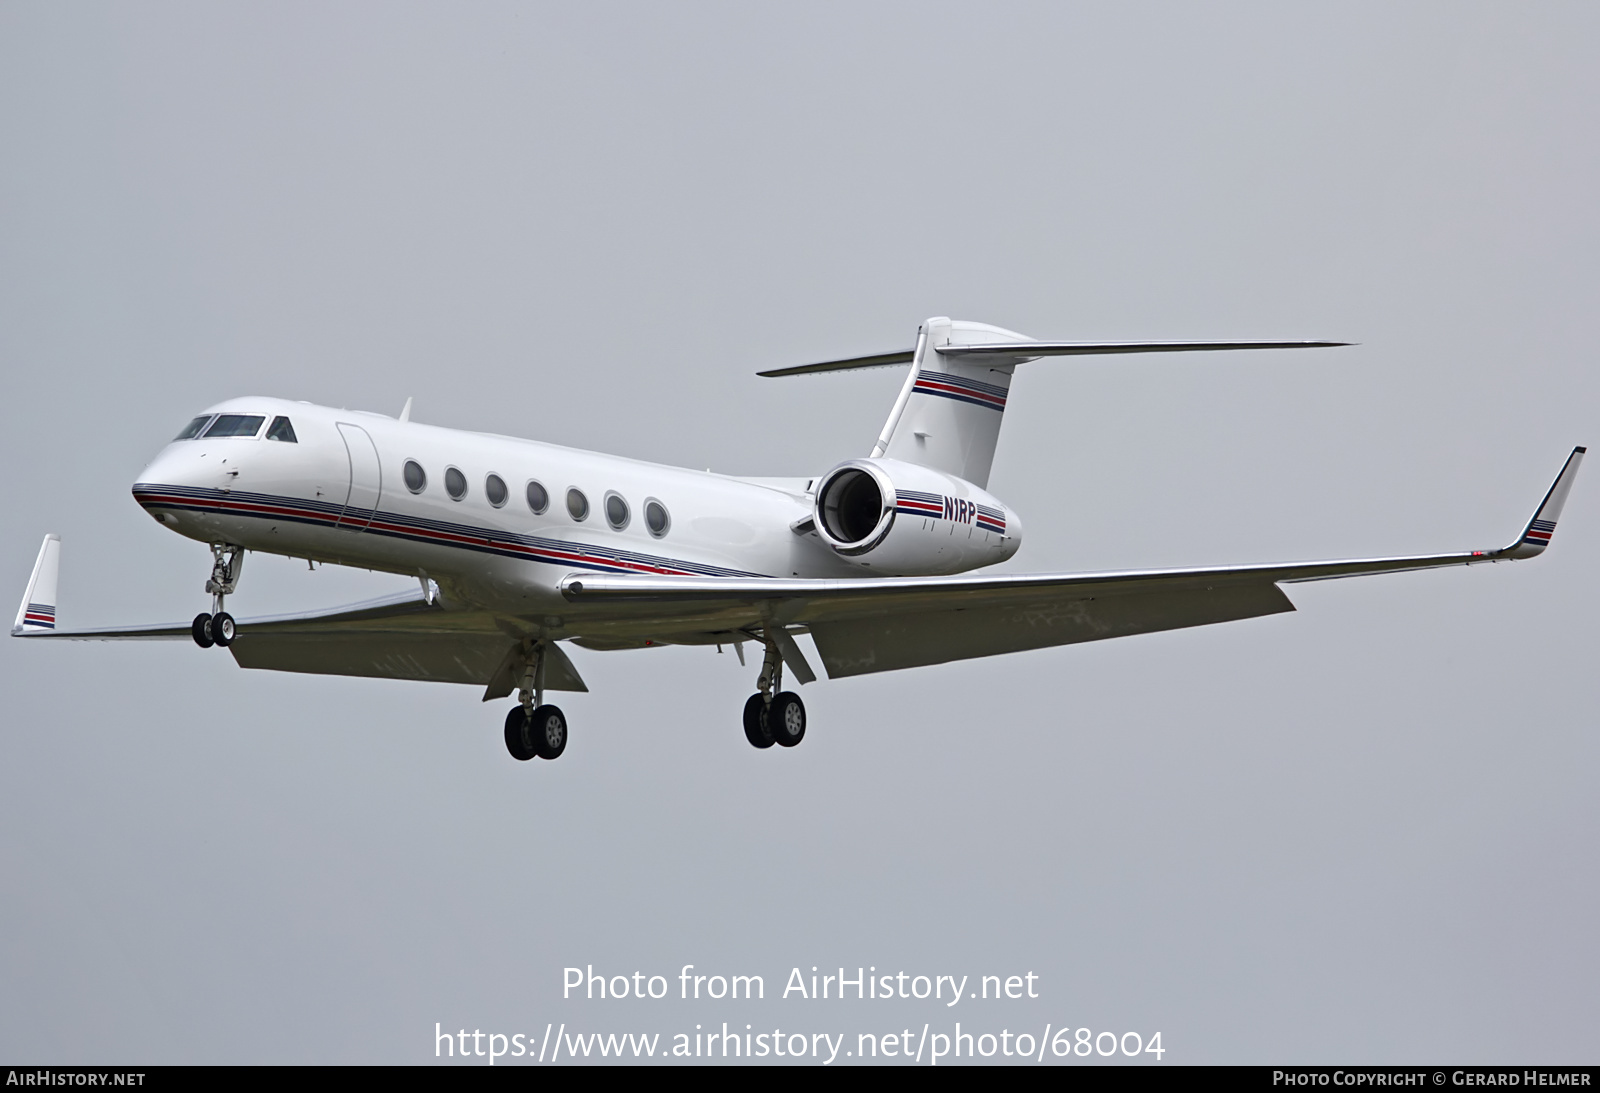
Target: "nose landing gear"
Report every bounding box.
[742,630,806,750]
[191,543,244,650]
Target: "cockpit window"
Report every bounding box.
[202,414,266,439]
[174,416,212,441]
[265,416,298,443]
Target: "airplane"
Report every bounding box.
[11,317,1586,764]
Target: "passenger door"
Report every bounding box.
[335,422,382,531]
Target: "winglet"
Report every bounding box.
[1502,447,1585,559]
[13,534,61,634]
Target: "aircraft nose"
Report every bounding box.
[131,444,213,527]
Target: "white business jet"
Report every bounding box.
[11,318,1585,763]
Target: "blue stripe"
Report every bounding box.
[918,370,1010,398]
[914,387,1006,411]
[133,483,767,579]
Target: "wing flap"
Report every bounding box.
[231,629,588,692]
[810,583,1294,677]
[231,629,518,686]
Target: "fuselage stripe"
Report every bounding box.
[131,484,766,578]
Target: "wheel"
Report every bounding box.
[531,704,567,760]
[769,691,806,747]
[743,693,774,749]
[191,613,215,649]
[211,611,236,647]
[503,706,536,761]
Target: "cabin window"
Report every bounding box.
[566,488,589,521]
[644,498,671,538]
[604,492,630,531]
[265,416,298,443]
[445,467,467,501]
[403,460,426,493]
[526,480,549,514]
[173,416,212,441]
[201,414,265,439]
[485,473,508,508]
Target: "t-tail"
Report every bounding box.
[760,317,1351,490]
[872,317,1024,488]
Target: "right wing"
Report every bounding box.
[559,448,1585,677]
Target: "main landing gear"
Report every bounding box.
[504,640,568,762]
[191,543,244,649]
[742,632,806,750]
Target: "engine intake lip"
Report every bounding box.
[814,460,897,556]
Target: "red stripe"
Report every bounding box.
[140,493,700,576]
[915,380,1007,407]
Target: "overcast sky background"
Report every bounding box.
[3,2,1597,1065]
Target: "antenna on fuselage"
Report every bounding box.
[398,397,413,423]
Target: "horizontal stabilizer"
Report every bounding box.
[757,350,916,378]
[758,340,1347,377]
[937,340,1351,360]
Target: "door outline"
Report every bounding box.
[335,422,382,531]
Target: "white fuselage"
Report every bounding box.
[132,398,1021,622]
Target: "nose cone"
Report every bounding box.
[131,443,221,533]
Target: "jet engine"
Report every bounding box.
[811,458,1021,575]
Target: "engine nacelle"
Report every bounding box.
[812,458,1022,575]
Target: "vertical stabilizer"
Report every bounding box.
[14,534,60,633]
[874,318,1029,488]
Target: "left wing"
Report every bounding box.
[11,564,587,693]
[559,448,1585,677]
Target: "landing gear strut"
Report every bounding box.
[504,639,568,761]
[742,629,805,750]
[191,543,244,649]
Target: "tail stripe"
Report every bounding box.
[912,370,1008,411]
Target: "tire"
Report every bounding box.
[211,611,236,647]
[769,691,806,747]
[531,705,567,760]
[191,613,215,649]
[743,693,774,749]
[503,706,536,761]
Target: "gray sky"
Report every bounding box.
[2,2,1596,1064]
